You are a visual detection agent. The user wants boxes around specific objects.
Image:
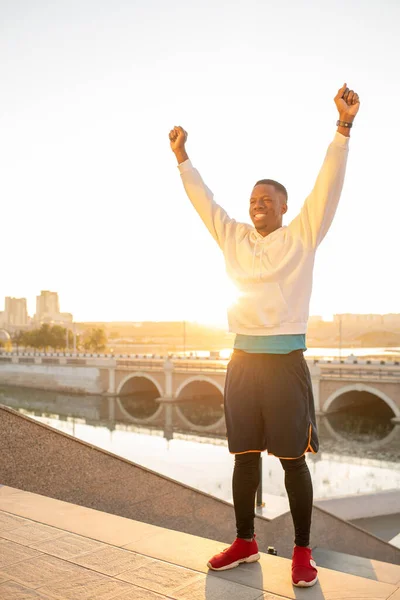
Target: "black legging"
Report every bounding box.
[232,452,313,546]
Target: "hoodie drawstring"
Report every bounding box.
[258,245,264,279]
[252,238,264,280]
[251,238,258,278]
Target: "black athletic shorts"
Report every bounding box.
[224,349,319,458]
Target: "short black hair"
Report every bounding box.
[254,179,288,203]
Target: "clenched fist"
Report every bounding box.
[335,83,360,120]
[169,126,188,152]
[169,126,189,164]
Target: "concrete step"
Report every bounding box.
[0,484,400,600]
[350,513,400,543]
[313,547,400,584]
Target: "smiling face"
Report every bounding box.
[249,183,288,237]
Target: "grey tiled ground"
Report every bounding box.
[173,576,264,600]
[0,511,28,532]
[116,559,204,595]
[313,547,400,585]
[38,570,133,600]
[1,521,66,545]
[0,539,42,569]
[0,554,89,588]
[0,496,399,600]
[71,546,154,576]
[30,533,106,559]
[0,510,271,600]
[0,581,45,598]
[114,588,172,599]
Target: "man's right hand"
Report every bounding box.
[169,126,189,164]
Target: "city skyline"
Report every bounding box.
[0,290,72,329]
[1,289,399,329]
[1,1,399,325]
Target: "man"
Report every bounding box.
[169,83,360,587]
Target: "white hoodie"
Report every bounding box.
[178,133,349,336]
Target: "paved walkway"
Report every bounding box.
[0,485,400,600]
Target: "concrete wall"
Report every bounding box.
[0,386,104,421]
[1,404,398,565]
[316,490,400,520]
[0,363,104,394]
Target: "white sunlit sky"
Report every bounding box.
[1,0,399,326]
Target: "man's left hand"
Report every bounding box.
[335,83,360,121]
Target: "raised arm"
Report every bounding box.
[169,126,236,249]
[288,83,360,248]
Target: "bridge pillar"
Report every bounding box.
[108,397,115,422]
[308,362,321,414]
[108,368,116,395]
[164,403,174,441]
[164,358,174,398]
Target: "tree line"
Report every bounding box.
[5,324,108,352]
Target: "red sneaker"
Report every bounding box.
[292,546,318,587]
[207,537,260,571]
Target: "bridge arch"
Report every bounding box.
[324,383,400,418]
[117,372,163,397]
[175,376,225,432]
[323,383,399,449]
[116,373,163,424]
[175,376,224,398]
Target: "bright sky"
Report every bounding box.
[1,0,399,326]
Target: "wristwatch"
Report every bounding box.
[336,120,353,128]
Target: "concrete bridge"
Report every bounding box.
[1,352,400,443]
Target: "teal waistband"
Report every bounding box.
[234,333,307,354]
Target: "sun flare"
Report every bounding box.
[223,279,241,308]
[189,276,241,327]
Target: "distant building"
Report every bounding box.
[334,314,384,325]
[333,313,400,333]
[36,291,60,320]
[309,316,323,324]
[59,312,73,324]
[3,297,28,327]
[34,291,73,325]
[382,314,400,329]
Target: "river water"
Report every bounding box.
[1,384,399,506]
